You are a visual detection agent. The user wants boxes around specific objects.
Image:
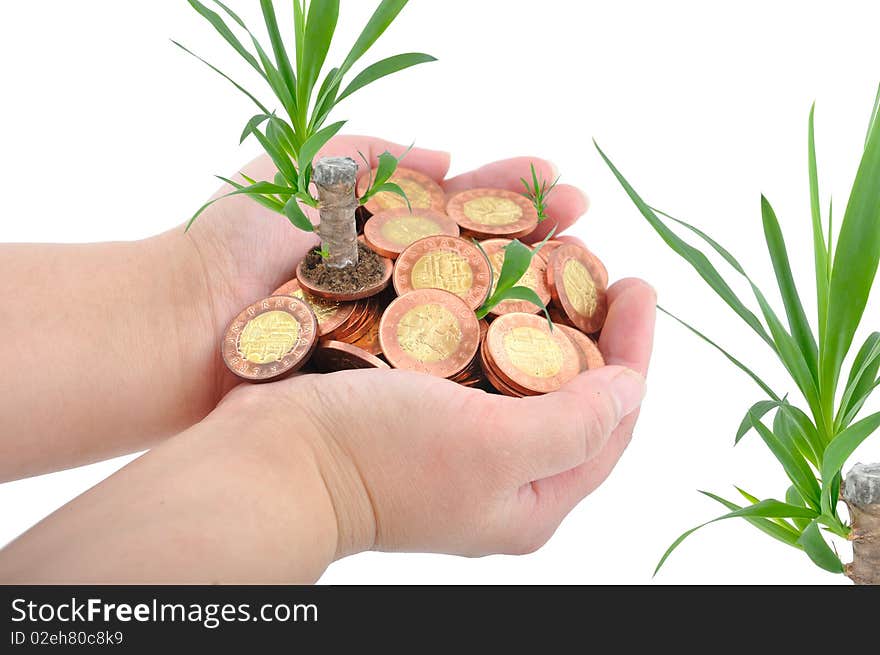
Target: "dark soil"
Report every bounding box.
[300,243,385,294]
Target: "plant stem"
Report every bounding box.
[313,157,359,269]
[843,462,880,584]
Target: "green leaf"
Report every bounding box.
[785,486,812,531]
[495,240,537,297]
[748,411,820,509]
[655,497,816,575]
[171,41,269,115]
[259,0,297,94]
[836,332,880,430]
[186,0,265,78]
[760,196,818,378]
[297,120,347,182]
[808,105,830,347]
[185,177,290,230]
[283,197,315,232]
[838,378,880,430]
[866,83,880,149]
[374,150,401,186]
[703,491,803,548]
[338,52,436,102]
[339,0,410,77]
[477,286,550,324]
[364,182,410,211]
[250,126,298,184]
[773,402,819,469]
[310,67,341,131]
[798,520,844,574]
[821,95,880,413]
[595,143,775,349]
[777,401,824,465]
[658,307,780,402]
[820,410,880,515]
[736,400,780,444]
[300,0,339,110]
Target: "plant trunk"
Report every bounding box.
[844,462,880,585]
[313,157,359,270]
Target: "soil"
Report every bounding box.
[300,243,386,294]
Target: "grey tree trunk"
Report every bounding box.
[844,462,880,585]
[313,157,359,270]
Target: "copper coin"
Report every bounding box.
[273,279,356,337]
[547,244,608,334]
[555,324,605,372]
[480,239,552,316]
[349,316,383,356]
[296,252,394,302]
[333,299,380,343]
[364,208,460,259]
[548,304,575,328]
[379,288,481,378]
[312,340,390,372]
[485,312,581,395]
[446,188,538,240]
[222,296,318,383]
[359,167,446,216]
[393,236,492,311]
[539,242,609,289]
[479,338,525,397]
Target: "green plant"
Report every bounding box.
[596,85,880,581]
[177,0,435,238]
[521,163,559,223]
[475,231,554,323]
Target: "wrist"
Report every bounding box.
[228,377,379,561]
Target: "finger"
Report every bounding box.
[443,157,557,194]
[525,185,590,244]
[320,134,452,182]
[529,280,657,510]
[490,365,646,483]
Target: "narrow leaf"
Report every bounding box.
[283,197,315,232]
[259,0,297,92]
[338,53,437,102]
[748,411,820,508]
[798,520,844,574]
[836,332,880,430]
[808,104,830,346]
[785,486,812,531]
[760,195,818,377]
[300,0,339,108]
[703,491,803,548]
[297,120,346,175]
[820,410,880,515]
[655,498,817,575]
[736,400,780,444]
[339,0,410,76]
[186,0,265,77]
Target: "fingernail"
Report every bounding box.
[608,368,647,417]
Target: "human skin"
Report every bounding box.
[0,279,654,584]
[0,136,590,481]
[0,136,656,582]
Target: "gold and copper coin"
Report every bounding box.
[379,288,481,378]
[446,188,538,240]
[296,252,394,302]
[273,279,356,337]
[312,341,390,372]
[555,324,605,372]
[547,244,608,334]
[480,239,552,316]
[485,313,580,395]
[393,236,492,311]
[359,167,446,216]
[535,240,564,264]
[548,304,575,328]
[537,242,608,288]
[364,208,460,259]
[222,296,318,383]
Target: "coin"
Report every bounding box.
[379,288,481,378]
[479,239,551,316]
[222,296,318,383]
[446,188,538,240]
[364,208,460,259]
[535,240,564,263]
[273,279,356,337]
[555,324,605,372]
[312,341,390,372]
[547,244,608,334]
[349,315,383,356]
[393,236,492,311]
[359,167,446,216]
[296,251,394,302]
[484,312,581,395]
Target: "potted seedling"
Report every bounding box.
[178,0,610,396]
[598,85,880,584]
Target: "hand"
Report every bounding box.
[223,276,656,559]
[181,135,590,398]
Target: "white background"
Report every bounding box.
[1,0,878,585]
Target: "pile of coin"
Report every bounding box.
[221,167,609,396]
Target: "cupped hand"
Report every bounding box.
[224,276,655,559]
[181,136,589,396]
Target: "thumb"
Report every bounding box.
[506,366,647,482]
